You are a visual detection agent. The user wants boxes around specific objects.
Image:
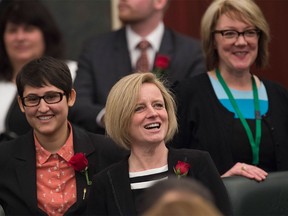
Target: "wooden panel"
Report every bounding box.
[164,0,288,88]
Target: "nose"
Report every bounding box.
[14,29,26,40]
[146,106,158,118]
[235,34,248,45]
[37,98,50,112]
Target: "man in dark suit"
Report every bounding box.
[69,0,205,134]
[0,56,127,215]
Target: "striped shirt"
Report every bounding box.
[129,165,168,214]
[209,75,268,118]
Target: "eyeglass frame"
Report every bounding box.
[213,29,261,40]
[21,92,66,107]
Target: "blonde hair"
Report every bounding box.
[201,0,270,70]
[143,194,223,216]
[105,72,178,149]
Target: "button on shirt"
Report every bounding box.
[35,126,76,215]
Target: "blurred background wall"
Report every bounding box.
[42,0,112,61]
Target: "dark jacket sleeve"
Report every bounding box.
[192,150,232,215]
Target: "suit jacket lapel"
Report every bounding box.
[65,126,96,214]
[168,148,177,174]
[158,28,174,58]
[108,158,136,216]
[154,29,176,86]
[114,28,133,76]
[168,148,195,178]
[14,131,46,215]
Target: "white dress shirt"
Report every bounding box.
[126,22,165,71]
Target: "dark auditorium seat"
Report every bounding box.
[223,171,288,216]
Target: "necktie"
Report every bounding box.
[135,40,150,72]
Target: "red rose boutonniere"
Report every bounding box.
[68,152,92,186]
[173,160,190,179]
[154,54,170,78]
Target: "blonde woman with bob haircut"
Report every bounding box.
[104,72,177,150]
[86,72,231,216]
[173,0,288,182]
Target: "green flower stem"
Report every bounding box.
[84,168,92,186]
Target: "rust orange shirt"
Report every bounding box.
[35,125,76,215]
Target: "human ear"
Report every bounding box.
[68,89,76,107]
[17,96,25,113]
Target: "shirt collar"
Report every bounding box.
[35,122,74,164]
[126,22,164,52]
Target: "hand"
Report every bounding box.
[221,162,268,181]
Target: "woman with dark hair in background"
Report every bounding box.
[0,0,77,142]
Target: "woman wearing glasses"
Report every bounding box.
[0,56,127,215]
[0,0,77,142]
[172,0,288,181]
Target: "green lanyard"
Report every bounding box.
[216,68,261,165]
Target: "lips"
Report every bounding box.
[144,122,161,129]
[37,115,53,120]
[233,51,248,56]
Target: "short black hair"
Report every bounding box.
[16,56,72,98]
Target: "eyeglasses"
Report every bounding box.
[21,92,66,107]
[213,29,261,40]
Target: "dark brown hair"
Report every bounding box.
[16,56,72,99]
[0,0,65,81]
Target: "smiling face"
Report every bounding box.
[129,83,168,146]
[4,22,45,67]
[18,84,75,139]
[214,13,259,74]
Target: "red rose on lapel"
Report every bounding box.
[68,152,88,172]
[154,54,170,78]
[69,152,92,185]
[174,161,190,179]
[155,54,170,69]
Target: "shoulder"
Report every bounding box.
[168,148,216,173]
[72,125,116,147]
[262,79,288,93]
[166,28,201,47]
[92,157,128,181]
[0,140,15,158]
[175,73,210,94]
[163,28,203,57]
[82,28,125,49]
[0,132,33,166]
[261,78,288,103]
[0,140,15,170]
[169,148,211,162]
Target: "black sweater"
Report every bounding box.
[171,73,288,175]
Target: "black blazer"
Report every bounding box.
[69,27,205,133]
[0,125,128,215]
[86,148,232,216]
[0,95,31,142]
